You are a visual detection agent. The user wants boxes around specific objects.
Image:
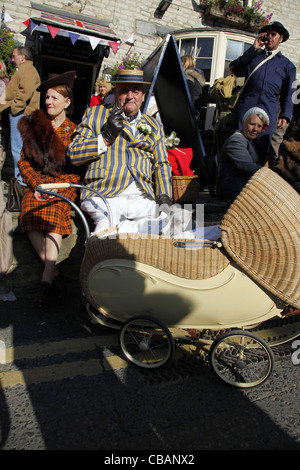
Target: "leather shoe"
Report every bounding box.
[34,281,52,304]
[52,271,66,300]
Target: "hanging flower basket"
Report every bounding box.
[204,4,258,32]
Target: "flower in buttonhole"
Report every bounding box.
[165,131,180,149]
[137,123,152,135]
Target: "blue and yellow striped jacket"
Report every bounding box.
[68,105,172,201]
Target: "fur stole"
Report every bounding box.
[18,109,66,176]
[274,127,300,192]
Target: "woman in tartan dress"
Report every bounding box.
[17,71,80,303]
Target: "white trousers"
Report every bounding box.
[81,181,157,235]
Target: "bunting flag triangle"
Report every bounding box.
[48,25,60,39]
[88,35,100,50]
[30,20,39,34]
[4,10,13,22]
[69,32,80,45]
[23,19,30,28]
[109,41,121,53]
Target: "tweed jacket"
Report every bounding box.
[18,116,80,235]
[68,104,172,201]
[0,61,40,116]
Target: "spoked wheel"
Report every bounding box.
[119,316,174,369]
[209,330,274,388]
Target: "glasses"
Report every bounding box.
[118,87,143,96]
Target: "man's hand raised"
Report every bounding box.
[101,108,124,145]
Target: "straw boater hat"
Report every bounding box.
[258,21,289,42]
[37,71,76,91]
[111,69,151,85]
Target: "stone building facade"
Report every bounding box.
[1,0,299,124]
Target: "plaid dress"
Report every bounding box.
[18,117,80,235]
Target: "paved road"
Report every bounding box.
[0,278,300,451]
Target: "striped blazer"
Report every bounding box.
[67,105,172,201]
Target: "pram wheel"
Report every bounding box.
[209,330,274,388]
[119,315,174,369]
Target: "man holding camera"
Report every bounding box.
[230,21,296,160]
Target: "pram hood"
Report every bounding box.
[220,167,300,308]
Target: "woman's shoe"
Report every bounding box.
[34,281,52,304]
[52,270,66,300]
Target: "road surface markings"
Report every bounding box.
[0,334,192,388]
[0,335,128,388]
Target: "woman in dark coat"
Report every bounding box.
[17,71,80,303]
[218,107,269,203]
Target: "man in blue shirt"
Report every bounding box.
[230,21,296,160]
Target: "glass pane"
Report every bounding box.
[244,42,252,53]
[224,60,232,78]
[180,38,196,57]
[226,39,243,60]
[224,41,253,75]
[196,58,211,82]
[196,37,214,57]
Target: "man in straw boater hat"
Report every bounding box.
[68,68,172,235]
[230,21,296,161]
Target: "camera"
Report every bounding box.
[260,35,269,43]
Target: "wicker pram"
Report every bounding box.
[36,167,300,387]
[81,167,300,310]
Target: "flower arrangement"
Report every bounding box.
[165,131,180,149]
[137,123,152,135]
[198,0,273,28]
[0,25,22,78]
[105,51,145,79]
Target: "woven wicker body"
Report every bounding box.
[220,167,300,309]
[79,167,299,327]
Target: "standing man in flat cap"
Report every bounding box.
[68,68,172,235]
[230,21,296,161]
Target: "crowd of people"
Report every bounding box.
[212,21,298,203]
[0,20,299,305]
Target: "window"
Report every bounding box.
[179,37,214,82]
[224,39,252,76]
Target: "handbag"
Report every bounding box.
[6,178,23,212]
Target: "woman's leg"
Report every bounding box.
[42,232,62,284]
[28,230,61,283]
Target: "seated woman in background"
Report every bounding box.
[89,77,114,108]
[218,107,269,203]
[17,71,81,304]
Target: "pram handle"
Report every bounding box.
[38,182,71,189]
[35,183,114,240]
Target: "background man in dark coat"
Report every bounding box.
[230,21,296,160]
